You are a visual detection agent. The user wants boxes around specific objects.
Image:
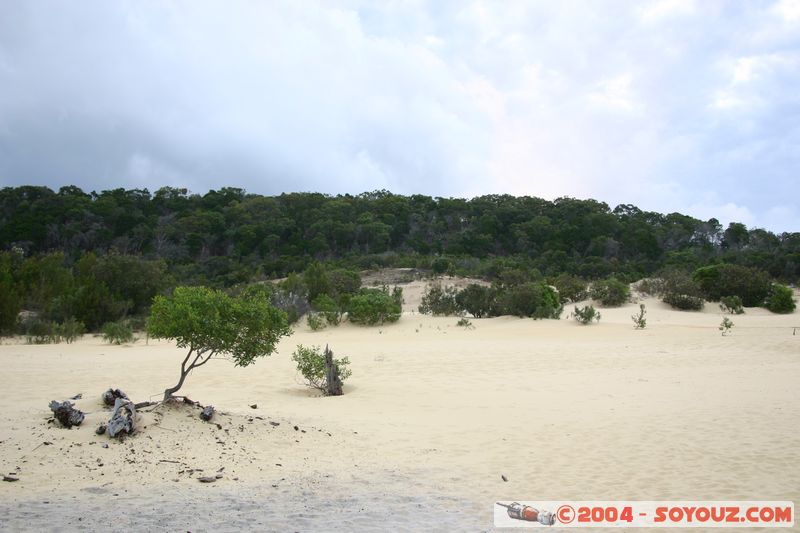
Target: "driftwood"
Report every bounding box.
[324,345,343,396]
[107,398,136,438]
[200,405,215,421]
[48,400,85,428]
[102,388,129,407]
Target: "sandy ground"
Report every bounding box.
[1,283,798,531]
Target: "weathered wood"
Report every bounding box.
[200,405,215,421]
[102,388,129,407]
[48,400,85,428]
[324,344,343,396]
[107,398,136,438]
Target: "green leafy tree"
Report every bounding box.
[660,269,705,311]
[147,286,291,401]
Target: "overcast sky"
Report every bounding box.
[0,1,798,231]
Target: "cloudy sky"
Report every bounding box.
[0,1,798,231]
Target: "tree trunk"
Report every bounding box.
[324,345,343,396]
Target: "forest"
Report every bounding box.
[0,185,798,334]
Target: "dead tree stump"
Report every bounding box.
[102,388,129,407]
[48,400,85,428]
[107,398,136,438]
[324,345,343,396]
[200,405,215,421]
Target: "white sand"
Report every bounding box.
[1,285,798,531]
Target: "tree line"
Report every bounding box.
[1,185,798,334]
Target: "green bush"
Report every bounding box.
[664,293,705,310]
[291,344,352,393]
[765,284,796,314]
[719,317,734,336]
[551,274,588,303]
[693,264,771,307]
[101,320,135,345]
[347,288,402,325]
[456,317,474,329]
[19,316,58,344]
[631,303,646,329]
[590,277,630,307]
[55,317,85,343]
[719,295,744,315]
[574,305,601,325]
[499,282,562,319]
[430,257,452,275]
[454,284,494,318]
[311,294,341,325]
[306,313,327,331]
[660,269,705,311]
[418,282,459,316]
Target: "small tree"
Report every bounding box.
[147,286,291,401]
[292,344,352,394]
[719,317,734,336]
[574,305,601,324]
[455,283,493,318]
[631,303,647,329]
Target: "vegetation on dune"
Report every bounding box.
[292,344,352,394]
[0,186,797,336]
[573,304,601,325]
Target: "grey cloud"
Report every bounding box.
[0,1,797,231]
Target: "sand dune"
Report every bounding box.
[1,286,798,531]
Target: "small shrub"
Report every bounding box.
[660,269,705,311]
[719,317,734,336]
[347,288,402,325]
[664,293,705,310]
[270,287,310,325]
[306,313,327,331]
[430,257,452,275]
[455,284,494,318]
[574,305,601,325]
[631,303,646,329]
[456,317,474,329]
[19,317,58,344]
[418,282,459,316]
[55,317,86,343]
[291,344,352,393]
[551,274,588,303]
[590,277,630,307]
[311,294,341,325]
[764,284,796,314]
[719,295,744,315]
[499,282,562,319]
[101,321,135,345]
